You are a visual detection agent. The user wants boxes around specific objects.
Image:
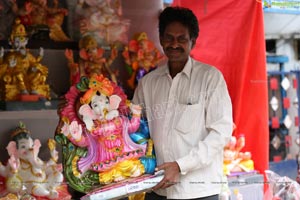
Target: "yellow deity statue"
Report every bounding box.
[0,19,50,101]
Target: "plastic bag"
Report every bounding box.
[265,170,300,200]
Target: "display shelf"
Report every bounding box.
[0,109,58,120]
[227,173,264,200]
[0,39,78,50]
[81,173,164,200]
[0,100,60,111]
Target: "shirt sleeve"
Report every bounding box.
[176,71,233,174]
[132,80,146,116]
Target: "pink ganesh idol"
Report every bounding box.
[55,74,156,193]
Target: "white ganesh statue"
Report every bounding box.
[0,122,70,199]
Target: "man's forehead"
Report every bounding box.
[164,22,189,34]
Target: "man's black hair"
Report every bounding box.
[159,6,199,40]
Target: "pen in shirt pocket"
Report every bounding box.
[187,96,195,105]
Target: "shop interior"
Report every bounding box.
[0,0,300,199]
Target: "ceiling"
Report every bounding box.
[264,12,300,39]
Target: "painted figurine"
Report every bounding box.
[55,74,156,193]
[75,0,129,46]
[122,32,165,89]
[0,18,50,101]
[65,35,118,85]
[12,0,70,41]
[223,134,254,175]
[0,122,70,199]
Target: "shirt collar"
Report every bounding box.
[159,56,193,78]
[159,64,170,76]
[181,57,192,79]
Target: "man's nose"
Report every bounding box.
[170,39,180,48]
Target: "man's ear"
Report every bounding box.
[191,38,196,49]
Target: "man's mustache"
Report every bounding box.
[166,47,184,52]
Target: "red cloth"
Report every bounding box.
[172,1,269,176]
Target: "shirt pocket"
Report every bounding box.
[175,103,203,134]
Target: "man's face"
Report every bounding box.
[160,21,195,63]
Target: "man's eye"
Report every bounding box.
[163,36,173,42]
[178,37,188,43]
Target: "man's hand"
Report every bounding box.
[153,162,180,190]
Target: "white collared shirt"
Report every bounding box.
[132,57,233,199]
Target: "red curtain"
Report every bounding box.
[172,1,269,176]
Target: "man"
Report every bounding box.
[132,6,233,200]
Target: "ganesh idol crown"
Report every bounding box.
[55,73,158,195]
